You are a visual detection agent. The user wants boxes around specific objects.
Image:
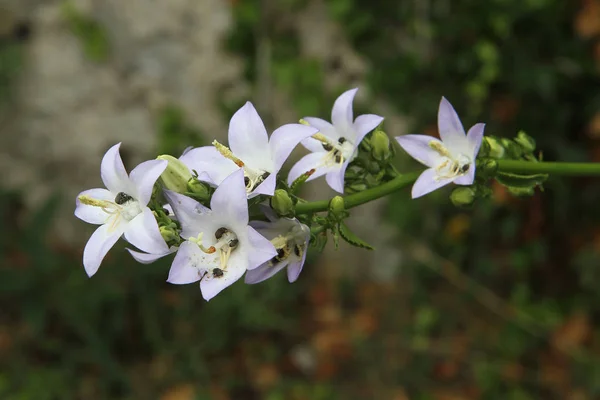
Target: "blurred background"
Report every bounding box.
[1,0,600,399]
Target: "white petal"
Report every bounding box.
[467,123,486,157]
[302,117,339,141]
[269,123,318,171]
[167,241,205,284]
[100,143,132,194]
[245,261,289,284]
[395,135,444,168]
[74,188,113,225]
[123,208,170,254]
[411,168,455,199]
[331,88,358,133]
[200,259,245,301]
[129,159,168,205]
[287,261,304,283]
[325,162,348,194]
[163,190,210,239]
[437,97,469,154]
[246,226,277,270]
[353,114,384,144]
[127,247,175,264]
[228,102,272,171]
[287,152,331,186]
[210,169,249,225]
[454,162,476,185]
[251,173,276,197]
[180,146,237,186]
[83,223,125,277]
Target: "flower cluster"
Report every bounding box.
[75,90,486,300]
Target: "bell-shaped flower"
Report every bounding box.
[74,143,169,277]
[164,169,277,300]
[245,212,310,285]
[287,88,384,193]
[395,97,485,198]
[180,102,317,197]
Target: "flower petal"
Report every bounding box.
[228,102,271,170]
[127,247,174,264]
[74,188,113,224]
[395,134,444,168]
[179,146,236,186]
[411,168,455,199]
[163,190,210,239]
[454,162,476,185]
[302,117,339,142]
[287,260,305,283]
[251,173,277,197]
[100,143,132,194]
[123,207,170,254]
[200,262,245,301]
[129,159,168,205]
[245,261,289,284]
[467,123,486,157]
[210,169,248,225]
[269,124,318,171]
[331,88,358,133]
[287,152,330,185]
[325,162,349,193]
[438,97,468,151]
[83,223,124,277]
[353,114,384,145]
[167,241,205,284]
[246,226,277,270]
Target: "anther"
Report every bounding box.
[215,227,228,240]
[338,137,346,144]
[229,238,239,248]
[115,192,133,205]
[212,268,224,277]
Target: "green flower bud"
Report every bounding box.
[484,137,505,159]
[450,187,476,208]
[187,178,211,202]
[347,183,367,193]
[329,196,346,220]
[514,131,536,153]
[480,158,498,175]
[501,138,523,158]
[157,155,192,194]
[367,162,381,174]
[271,189,294,217]
[160,225,180,245]
[371,130,391,161]
[477,137,491,158]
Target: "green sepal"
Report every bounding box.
[290,169,316,195]
[338,222,374,250]
[495,172,548,189]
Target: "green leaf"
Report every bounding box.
[495,172,548,189]
[290,169,316,195]
[338,222,374,250]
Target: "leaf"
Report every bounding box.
[338,222,374,250]
[290,168,316,195]
[495,172,548,189]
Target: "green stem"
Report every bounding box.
[295,171,421,214]
[496,160,600,176]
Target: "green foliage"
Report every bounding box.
[62,2,110,62]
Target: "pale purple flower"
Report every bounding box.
[395,97,485,198]
[287,88,384,193]
[180,102,317,197]
[165,169,277,301]
[74,143,169,277]
[245,212,310,285]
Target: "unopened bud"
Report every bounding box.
[271,189,294,217]
[480,158,498,174]
[157,155,192,194]
[501,138,523,158]
[450,187,476,208]
[484,137,505,159]
[371,130,391,161]
[187,178,210,201]
[514,131,536,153]
[329,196,346,220]
[160,225,180,244]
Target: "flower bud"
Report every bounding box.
[484,137,505,159]
[160,225,180,245]
[501,138,523,158]
[329,196,346,220]
[187,178,211,201]
[477,137,491,158]
[514,131,536,153]
[450,187,476,208]
[371,130,391,161]
[271,189,294,217]
[157,155,192,194]
[480,158,498,175]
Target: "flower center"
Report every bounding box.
[267,224,308,267]
[212,140,270,193]
[78,191,143,231]
[190,227,240,279]
[320,137,356,168]
[428,141,471,180]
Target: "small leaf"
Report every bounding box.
[496,172,548,189]
[338,222,374,250]
[290,168,315,195]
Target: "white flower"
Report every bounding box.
[74,143,169,277]
[287,88,384,193]
[164,169,277,301]
[180,102,317,197]
[395,97,485,198]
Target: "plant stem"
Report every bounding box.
[295,171,421,214]
[496,160,600,176]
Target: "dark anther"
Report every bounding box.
[294,245,302,257]
[215,227,228,239]
[162,207,170,216]
[244,176,250,186]
[338,137,346,144]
[335,154,342,163]
[212,268,224,277]
[115,192,133,205]
[229,238,239,248]
[261,172,270,181]
[322,143,333,151]
[275,248,285,261]
[459,164,470,174]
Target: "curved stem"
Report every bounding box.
[496,160,600,175]
[295,171,421,214]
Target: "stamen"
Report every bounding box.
[212,140,244,167]
[429,141,452,158]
